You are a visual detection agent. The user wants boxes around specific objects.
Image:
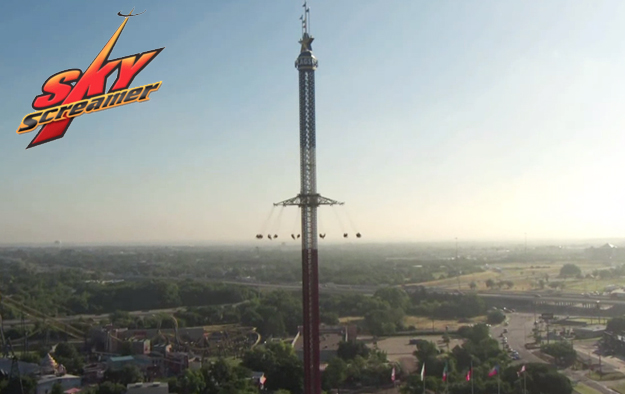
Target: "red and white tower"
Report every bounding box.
[274,3,343,393]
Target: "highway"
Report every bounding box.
[477,292,622,306]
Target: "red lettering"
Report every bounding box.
[110,49,163,91]
[32,70,82,109]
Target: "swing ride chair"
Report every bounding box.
[255,193,362,240]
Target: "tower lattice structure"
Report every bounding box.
[273,4,343,394]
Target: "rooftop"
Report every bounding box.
[293,332,343,352]
[126,382,168,390]
[108,356,135,362]
[38,374,81,384]
[574,325,606,332]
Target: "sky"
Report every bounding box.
[2,1,625,245]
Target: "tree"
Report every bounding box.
[513,363,573,394]
[533,326,542,344]
[541,342,577,367]
[178,369,205,394]
[322,357,347,392]
[487,310,506,325]
[200,358,258,394]
[241,343,303,393]
[560,264,581,278]
[373,287,410,311]
[53,342,78,359]
[442,334,451,350]
[364,308,403,336]
[51,382,64,394]
[413,340,440,367]
[469,282,477,290]
[104,364,143,386]
[607,316,625,334]
[457,324,490,343]
[320,311,339,326]
[53,342,83,375]
[485,279,495,289]
[337,341,370,361]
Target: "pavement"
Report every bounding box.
[361,334,463,374]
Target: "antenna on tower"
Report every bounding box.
[301,1,310,35]
[298,2,314,53]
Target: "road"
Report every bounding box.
[490,313,619,394]
[206,279,625,306]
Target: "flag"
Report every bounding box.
[466,368,472,381]
[517,365,526,377]
[442,362,449,382]
[488,365,499,377]
[420,363,425,381]
[391,367,396,382]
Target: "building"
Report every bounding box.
[251,372,267,390]
[130,339,151,355]
[0,358,40,376]
[82,363,106,384]
[294,331,342,364]
[106,355,136,372]
[126,382,169,394]
[152,344,172,356]
[292,325,357,364]
[37,374,82,394]
[585,243,618,261]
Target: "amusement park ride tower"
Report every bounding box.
[273,3,343,393]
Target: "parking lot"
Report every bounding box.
[363,334,463,373]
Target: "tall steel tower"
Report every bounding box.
[274,3,343,393]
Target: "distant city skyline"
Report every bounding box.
[3,1,625,244]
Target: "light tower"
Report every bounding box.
[273,3,343,393]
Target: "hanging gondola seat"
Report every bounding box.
[356,233,362,238]
[320,234,326,239]
[268,235,272,240]
[274,234,278,239]
[343,233,348,238]
[291,234,296,240]
[256,234,263,239]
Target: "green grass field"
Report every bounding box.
[587,371,625,381]
[414,260,619,295]
[575,382,604,394]
[611,383,625,394]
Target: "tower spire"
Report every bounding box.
[299,2,313,53]
[301,2,310,35]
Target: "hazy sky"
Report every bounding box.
[2,1,625,245]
